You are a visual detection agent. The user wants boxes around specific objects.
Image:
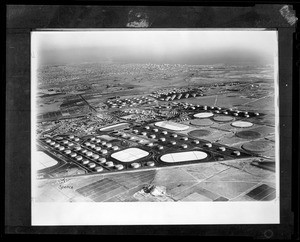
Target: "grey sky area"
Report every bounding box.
[33,30,277,66]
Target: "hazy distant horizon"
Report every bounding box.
[38,60,274,68]
[32,30,277,67]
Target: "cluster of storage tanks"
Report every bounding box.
[152,91,203,101]
[43,135,122,173]
[43,133,158,173]
[183,105,261,118]
[106,96,156,109]
[162,92,197,101]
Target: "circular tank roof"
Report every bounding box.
[231,121,254,128]
[193,112,214,118]
[160,151,208,163]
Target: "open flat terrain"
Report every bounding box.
[33,62,276,202]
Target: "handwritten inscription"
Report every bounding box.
[56,178,73,190]
[58,184,73,190]
[56,178,70,184]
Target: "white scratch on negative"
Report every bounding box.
[279,5,298,26]
[126,19,149,28]
[214,95,218,106]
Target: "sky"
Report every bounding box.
[32,30,278,66]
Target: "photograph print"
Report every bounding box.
[31,30,279,224]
